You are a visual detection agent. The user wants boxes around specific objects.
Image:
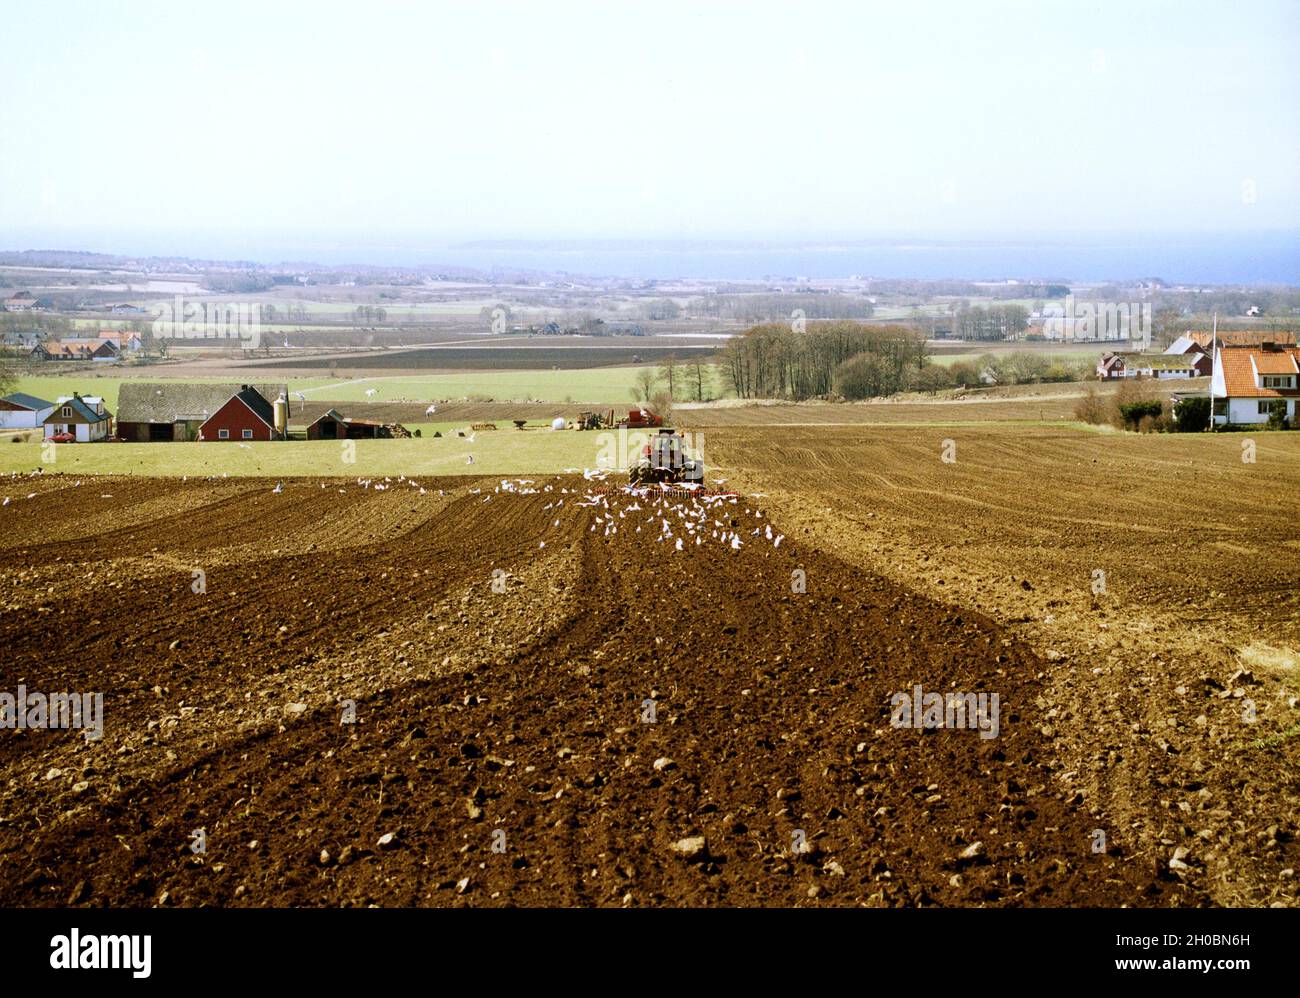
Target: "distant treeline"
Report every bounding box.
[950,303,1031,340]
[865,279,1070,299]
[720,321,925,399]
[201,273,279,294]
[692,294,875,323]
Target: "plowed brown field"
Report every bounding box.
[706,425,1300,907]
[0,470,1204,907]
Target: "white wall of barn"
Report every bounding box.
[0,406,54,428]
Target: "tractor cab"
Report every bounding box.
[629,428,704,486]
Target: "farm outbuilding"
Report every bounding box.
[117,382,288,441]
[0,392,56,429]
[305,409,401,439]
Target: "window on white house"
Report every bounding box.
[242,429,253,439]
[61,406,71,418]
[1258,401,1275,415]
[218,428,230,439]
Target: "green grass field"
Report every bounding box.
[927,345,1100,366]
[0,431,624,478]
[8,365,726,409]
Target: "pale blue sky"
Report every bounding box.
[1,0,1297,250]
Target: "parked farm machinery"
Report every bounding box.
[576,408,664,431]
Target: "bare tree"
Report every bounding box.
[657,354,681,399]
[688,357,711,401]
[632,366,659,404]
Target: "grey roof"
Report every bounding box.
[1,392,54,411]
[116,382,286,424]
[47,396,111,423]
[307,408,348,426]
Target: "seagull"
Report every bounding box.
[238,443,251,450]
[272,482,283,494]
[365,388,378,398]
[466,455,474,465]
[425,404,438,415]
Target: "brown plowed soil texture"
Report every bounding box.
[705,425,1300,907]
[0,475,1191,907]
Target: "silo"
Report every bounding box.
[273,393,289,439]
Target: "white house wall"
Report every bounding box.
[1226,397,1298,424]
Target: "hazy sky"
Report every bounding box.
[1,0,1297,248]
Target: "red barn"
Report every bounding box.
[198,386,281,442]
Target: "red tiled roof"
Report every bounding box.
[1253,352,1299,375]
[1190,330,1296,348]
[1219,346,1300,398]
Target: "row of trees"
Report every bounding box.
[719,321,927,400]
[633,355,716,404]
[950,303,1030,341]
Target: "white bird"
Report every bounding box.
[292,391,306,401]
[466,455,475,465]
[238,443,251,450]
[272,482,283,494]
[675,537,683,551]
[425,404,438,415]
[365,388,378,398]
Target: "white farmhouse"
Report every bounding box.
[1211,344,1300,426]
[42,394,113,442]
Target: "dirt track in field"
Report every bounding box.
[0,473,1194,907]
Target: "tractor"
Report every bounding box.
[628,428,704,486]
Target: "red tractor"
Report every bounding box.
[628,428,704,486]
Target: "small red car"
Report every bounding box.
[49,432,76,443]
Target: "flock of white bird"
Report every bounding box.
[540,476,783,554]
[5,469,784,557]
